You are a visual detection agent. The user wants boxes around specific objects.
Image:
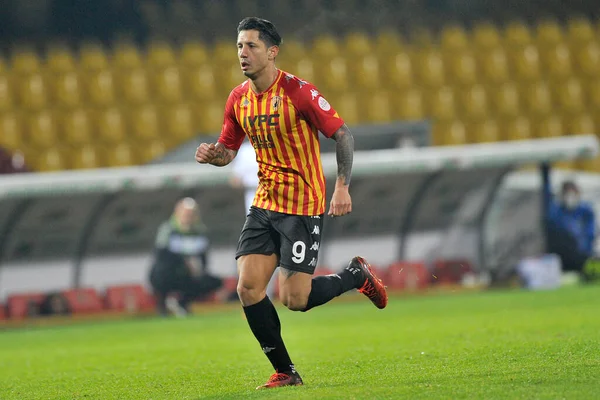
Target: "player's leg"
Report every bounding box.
[179,274,223,310]
[235,207,300,388]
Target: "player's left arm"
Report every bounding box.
[329,123,354,217]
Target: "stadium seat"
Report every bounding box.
[292,58,316,87]
[85,70,116,106]
[152,66,183,104]
[329,93,360,126]
[509,45,541,82]
[433,120,467,146]
[6,292,45,319]
[343,31,372,57]
[351,55,380,91]
[573,42,600,78]
[61,288,104,314]
[426,86,456,121]
[385,261,430,291]
[472,22,502,50]
[534,115,564,138]
[521,81,553,117]
[138,139,168,163]
[117,68,150,105]
[104,142,137,167]
[491,82,520,118]
[577,157,600,172]
[46,45,76,73]
[112,41,143,70]
[104,284,155,313]
[502,116,532,141]
[567,17,595,47]
[11,50,41,75]
[393,88,424,120]
[535,20,564,49]
[458,85,488,121]
[79,42,110,71]
[193,101,224,134]
[277,39,309,73]
[180,41,210,67]
[467,120,500,143]
[552,78,584,115]
[586,79,600,111]
[18,73,48,111]
[162,103,195,143]
[564,113,595,135]
[440,25,469,52]
[52,71,82,109]
[413,49,445,88]
[61,109,93,146]
[312,34,340,62]
[183,65,217,102]
[503,21,533,47]
[129,105,160,140]
[0,304,5,320]
[26,111,57,148]
[361,91,392,123]
[431,259,474,286]
[0,73,13,111]
[0,113,22,150]
[70,144,104,169]
[94,108,127,144]
[477,47,509,84]
[35,147,68,171]
[212,39,238,66]
[146,40,177,69]
[542,43,572,81]
[445,51,478,86]
[385,52,413,89]
[318,57,349,94]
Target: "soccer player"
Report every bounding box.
[195,17,388,389]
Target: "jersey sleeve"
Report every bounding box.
[217,90,246,151]
[294,83,344,138]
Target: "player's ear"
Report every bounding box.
[268,45,279,60]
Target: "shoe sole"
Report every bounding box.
[355,256,388,309]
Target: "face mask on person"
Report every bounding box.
[562,191,580,210]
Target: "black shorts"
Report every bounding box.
[235,206,324,274]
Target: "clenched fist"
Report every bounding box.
[195,143,216,164]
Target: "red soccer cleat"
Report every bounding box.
[352,256,388,309]
[256,371,304,390]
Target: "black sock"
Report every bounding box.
[303,269,360,311]
[243,296,294,373]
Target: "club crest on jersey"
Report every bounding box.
[271,96,282,111]
[241,97,250,108]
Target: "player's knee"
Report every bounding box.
[281,291,309,311]
[236,282,265,306]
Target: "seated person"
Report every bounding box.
[541,163,596,273]
[149,197,223,316]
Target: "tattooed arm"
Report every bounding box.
[195,142,237,167]
[328,123,354,216]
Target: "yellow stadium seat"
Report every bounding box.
[117,68,150,105]
[11,50,41,75]
[0,113,22,150]
[46,46,76,73]
[433,120,467,146]
[426,86,456,121]
[577,157,600,172]
[312,34,340,61]
[552,78,584,115]
[385,52,413,89]
[18,73,47,111]
[36,147,68,171]
[535,20,564,49]
[162,103,195,143]
[70,145,104,169]
[52,72,82,109]
[361,91,392,123]
[509,45,541,82]
[61,109,92,146]
[467,120,500,143]
[375,29,404,58]
[344,31,372,57]
[392,88,424,120]
[445,51,478,86]
[85,70,116,106]
[413,49,445,88]
[565,114,595,135]
[277,39,308,72]
[502,116,532,141]
[352,55,380,91]
[473,23,502,50]
[212,39,237,66]
[180,41,209,66]
[542,43,572,81]
[491,82,520,118]
[129,105,160,140]
[26,111,58,148]
[440,25,469,52]
[574,42,600,78]
[567,18,595,47]
[152,66,183,103]
[411,28,435,49]
[138,139,168,163]
[504,22,532,47]
[112,41,143,70]
[521,81,553,117]
[183,65,217,102]
[216,63,247,95]
[94,108,126,143]
[477,48,509,84]
[586,79,600,111]
[79,42,109,71]
[533,116,563,138]
[330,93,360,126]
[193,101,223,134]
[293,58,316,85]
[459,85,488,121]
[147,41,176,69]
[105,142,137,167]
[317,57,349,94]
[0,74,14,112]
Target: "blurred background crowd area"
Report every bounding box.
[0,0,600,173]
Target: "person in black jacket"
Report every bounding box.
[149,197,223,316]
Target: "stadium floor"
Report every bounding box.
[1,285,598,399]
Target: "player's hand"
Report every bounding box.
[195,143,216,164]
[328,187,352,217]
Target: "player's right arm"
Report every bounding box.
[195,90,245,167]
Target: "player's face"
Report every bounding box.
[237,30,276,79]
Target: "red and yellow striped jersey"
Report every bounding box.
[218,69,344,216]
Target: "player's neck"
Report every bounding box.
[250,66,279,94]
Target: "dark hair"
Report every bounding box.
[237,17,282,47]
[561,180,579,194]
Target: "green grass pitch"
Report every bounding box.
[1,286,598,399]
